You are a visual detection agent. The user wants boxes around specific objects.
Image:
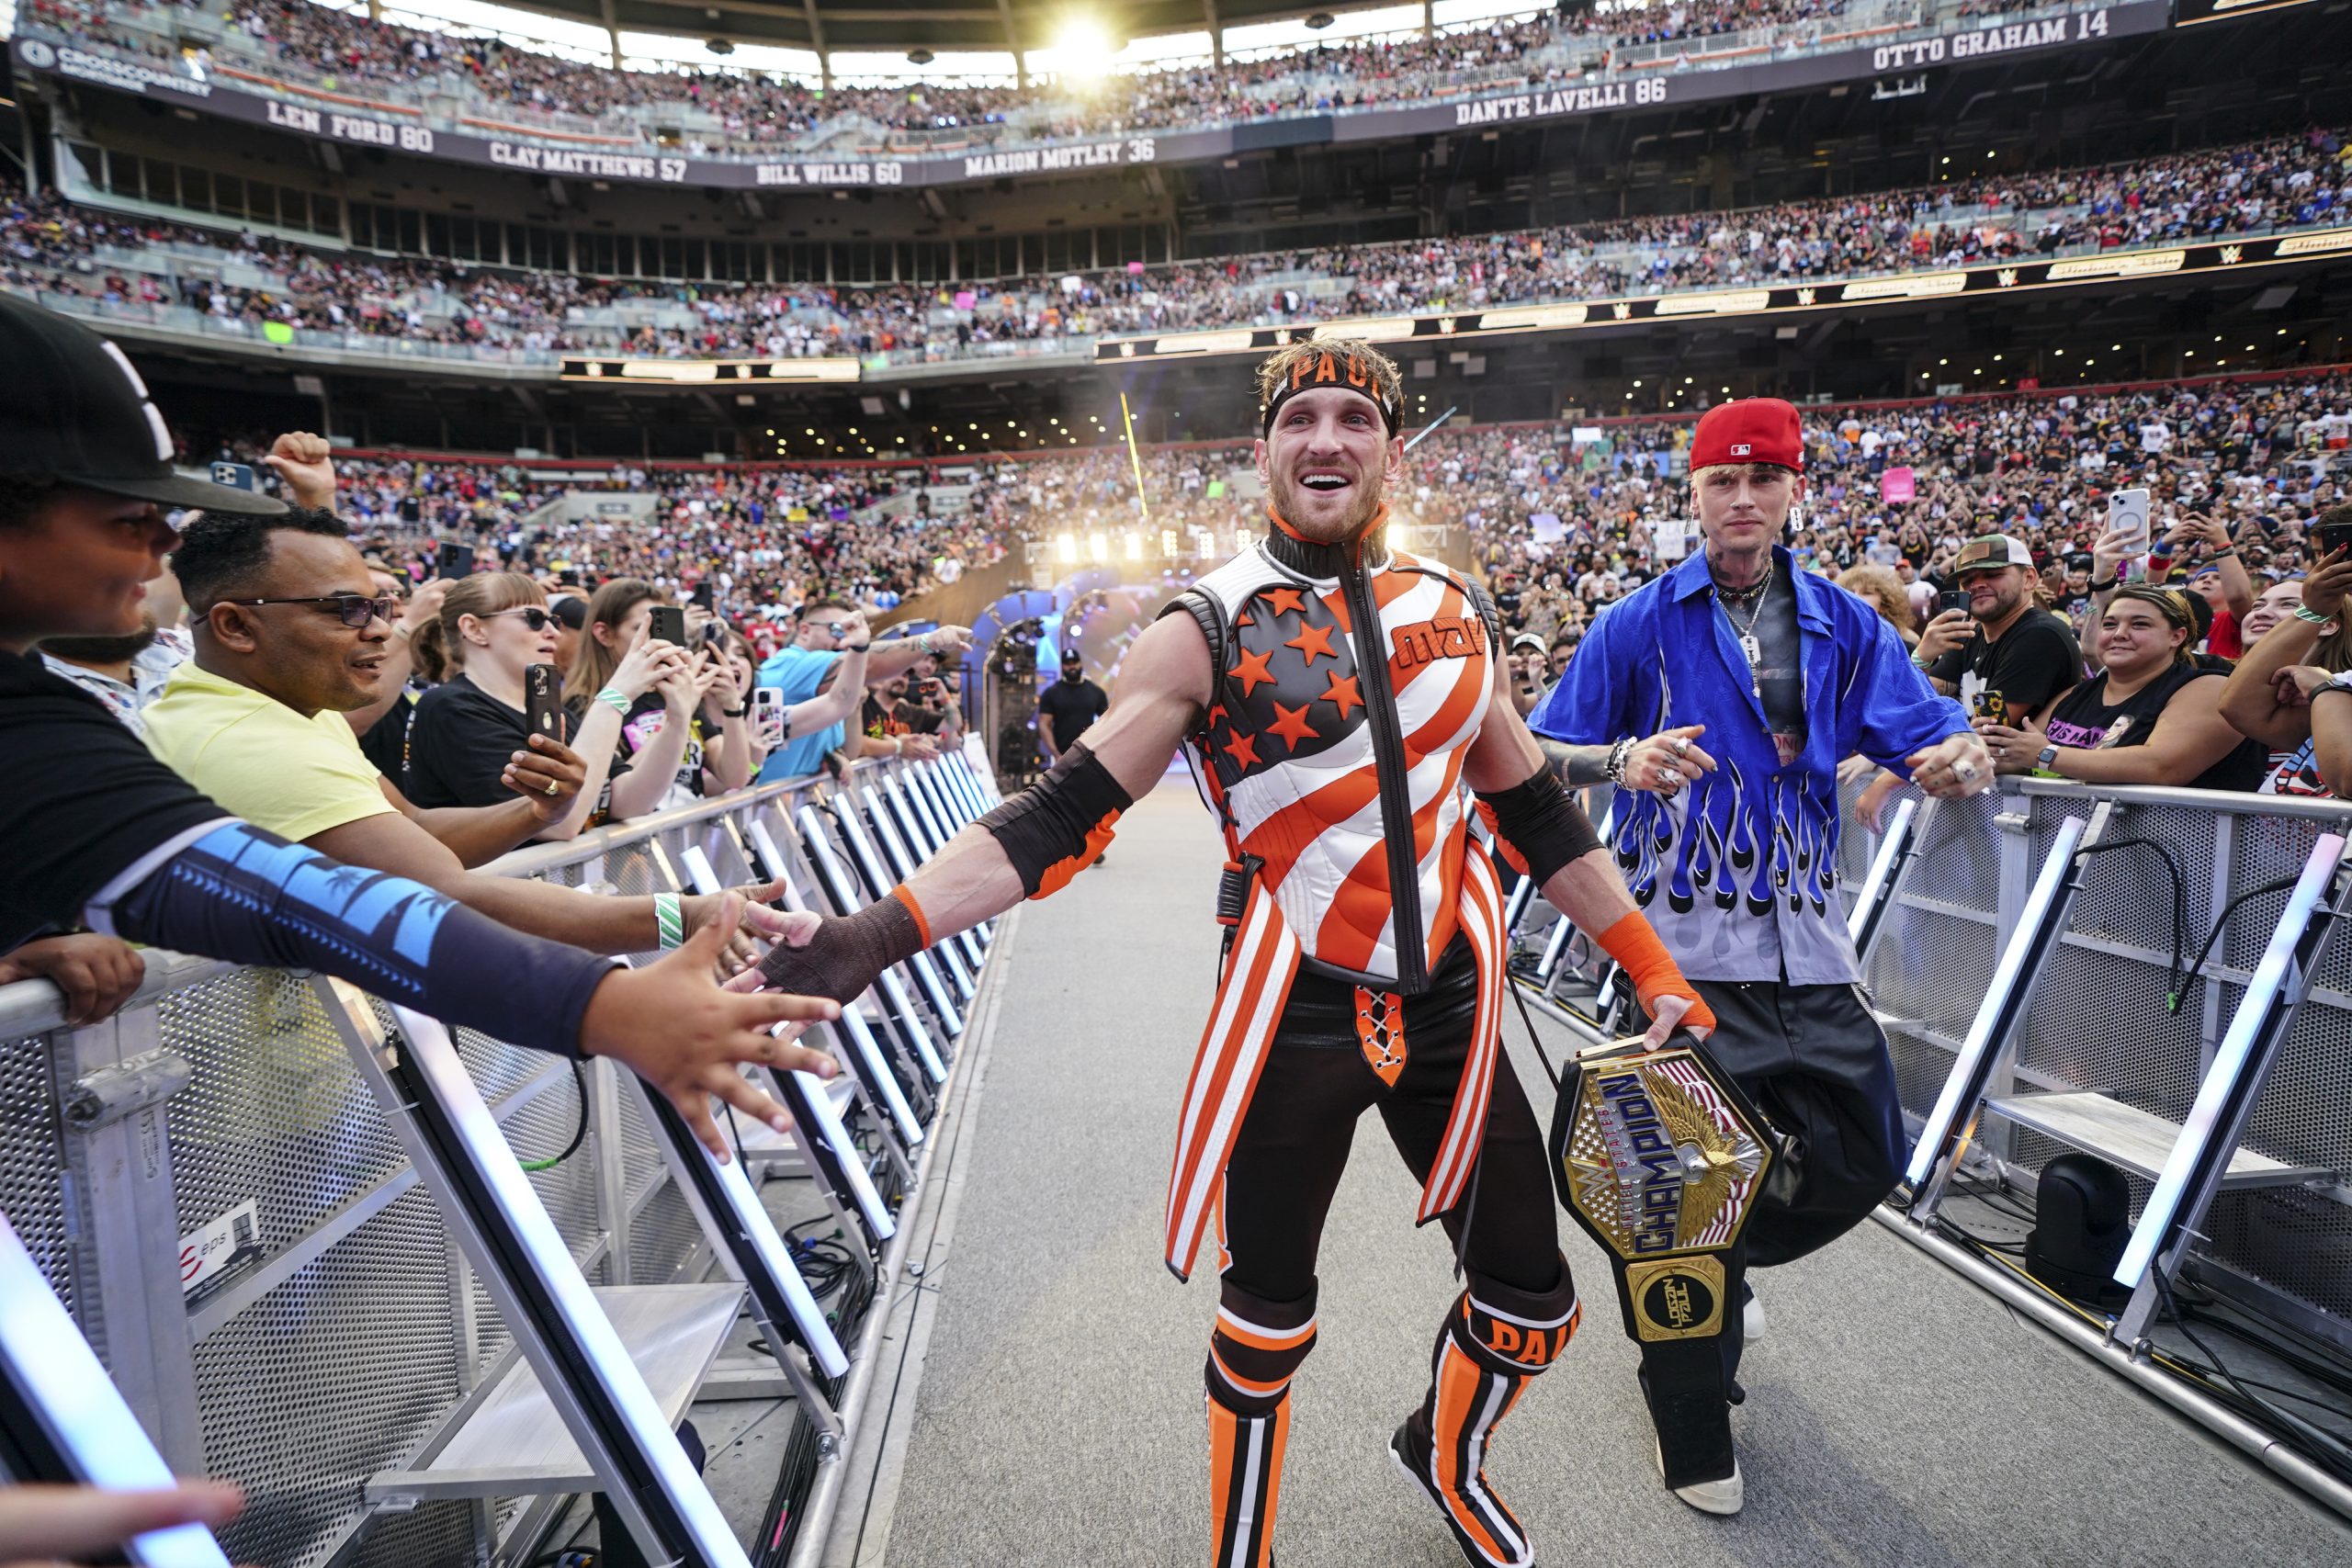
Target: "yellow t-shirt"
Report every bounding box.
[144,663,397,843]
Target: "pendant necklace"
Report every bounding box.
[1715,562,1773,700]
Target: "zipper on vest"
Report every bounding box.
[1338,544,1428,993]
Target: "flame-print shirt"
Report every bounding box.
[1532,545,1969,985]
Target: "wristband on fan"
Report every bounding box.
[2292,604,2335,626]
[594,686,631,716]
[653,892,684,952]
[1595,910,1717,1035]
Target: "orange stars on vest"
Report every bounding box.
[1319,671,1363,719]
[1221,728,1262,770]
[1261,587,1306,619]
[1285,621,1339,666]
[1229,644,1276,697]
[1265,700,1318,754]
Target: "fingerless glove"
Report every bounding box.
[754,886,927,1004]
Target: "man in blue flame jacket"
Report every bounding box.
[1532,397,1987,1516]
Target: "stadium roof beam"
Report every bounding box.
[996,0,1026,85]
[598,0,621,70]
[1201,0,1220,68]
[802,0,833,87]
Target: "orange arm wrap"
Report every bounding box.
[889,885,933,950]
[1594,910,1718,1036]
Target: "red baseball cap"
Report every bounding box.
[1690,398,1804,473]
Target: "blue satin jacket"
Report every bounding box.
[1532,546,1968,985]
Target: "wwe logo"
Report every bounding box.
[1119,342,1136,357]
[1997,269,2018,288]
[1612,302,1633,320]
[2221,244,2244,265]
[1439,316,1457,334]
[1796,288,1816,306]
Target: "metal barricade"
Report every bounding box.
[1506,769,2352,1355]
[1863,778,2352,1351]
[0,757,975,1568]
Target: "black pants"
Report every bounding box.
[1218,990,1561,1304]
[1627,976,1905,1403]
[1688,976,1907,1271]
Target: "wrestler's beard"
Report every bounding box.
[1268,467,1385,544]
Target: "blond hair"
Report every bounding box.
[1835,565,1917,646]
[437,572,543,671]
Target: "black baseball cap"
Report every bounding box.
[0,294,285,515]
[1061,648,1082,666]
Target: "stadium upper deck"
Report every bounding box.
[6,0,2347,455]
[11,0,2179,185]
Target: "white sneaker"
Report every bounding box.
[1654,1439,1744,1516]
[1742,1285,1765,1343]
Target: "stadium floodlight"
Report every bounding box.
[1038,17,1119,78]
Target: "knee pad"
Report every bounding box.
[1205,1280,1318,1416]
[1446,1258,1581,1378]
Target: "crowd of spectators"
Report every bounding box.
[185,441,1011,618]
[1408,371,2352,798]
[42,0,1888,152]
[35,367,2352,923]
[6,128,2346,366]
[1423,373,2347,633]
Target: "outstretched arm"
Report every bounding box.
[739,611,1212,1001]
[1464,661,1713,1043]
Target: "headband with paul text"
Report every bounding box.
[1259,350,1403,436]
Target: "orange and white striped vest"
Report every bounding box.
[1157,517,1511,1279]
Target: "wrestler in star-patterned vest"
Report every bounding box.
[1163,511,1503,996]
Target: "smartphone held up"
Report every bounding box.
[526,663,564,742]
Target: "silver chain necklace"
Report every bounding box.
[1714,559,1774,696]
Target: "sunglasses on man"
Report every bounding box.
[227,593,398,628]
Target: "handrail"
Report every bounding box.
[12,772,2340,1035]
[0,761,853,1036]
[2014,775,2352,823]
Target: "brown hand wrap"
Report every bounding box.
[754,886,925,1005]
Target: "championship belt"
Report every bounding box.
[1547,1031,1777,1488]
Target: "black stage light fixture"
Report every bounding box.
[707,36,734,53]
[1305,11,1334,26]
[908,47,936,64]
[2026,1153,2132,1307]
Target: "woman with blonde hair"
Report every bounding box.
[405,573,687,834]
[561,577,706,814]
[1835,564,1918,649]
[2219,547,2352,796]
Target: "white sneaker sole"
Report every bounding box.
[1389,1437,1536,1567]
[1743,1291,1765,1343]
[1654,1439,1744,1516]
